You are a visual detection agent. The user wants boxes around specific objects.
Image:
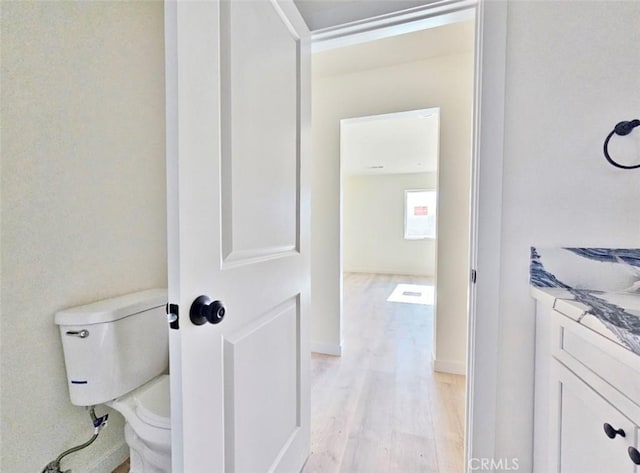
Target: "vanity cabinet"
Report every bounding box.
[550,360,639,473]
[534,296,640,473]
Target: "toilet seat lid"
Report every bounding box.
[134,374,171,429]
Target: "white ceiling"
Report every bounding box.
[341,109,440,176]
[313,19,475,77]
[293,0,438,31]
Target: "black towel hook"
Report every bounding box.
[603,119,640,169]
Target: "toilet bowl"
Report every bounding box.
[108,375,171,473]
[55,289,171,473]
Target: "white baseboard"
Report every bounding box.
[345,269,433,277]
[432,357,466,375]
[88,442,128,473]
[311,340,343,356]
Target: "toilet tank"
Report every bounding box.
[55,289,168,406]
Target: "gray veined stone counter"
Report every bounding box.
[530,247,640,356]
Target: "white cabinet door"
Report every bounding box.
[550,361,639,473]
[165,1,311,471]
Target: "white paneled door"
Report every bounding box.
[164,1,310,471]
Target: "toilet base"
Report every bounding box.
[124,423,171,473]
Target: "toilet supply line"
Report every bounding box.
[41,406,109,473]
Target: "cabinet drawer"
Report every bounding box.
[551,309,640,421]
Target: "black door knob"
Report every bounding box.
[629,447,640,465]
[603,423,626,439]
[190,296,225,325]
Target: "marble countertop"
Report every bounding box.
[530,247,640,356]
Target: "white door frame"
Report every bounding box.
[310,1,508,470]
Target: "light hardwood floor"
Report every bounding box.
[112,458,129,473]
[113,273,464,473]
[302,273,465,473]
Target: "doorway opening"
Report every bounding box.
[308,11,476,471]
[341,106,440,365]
[341,107,440,325]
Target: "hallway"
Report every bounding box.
[303,273,465,473]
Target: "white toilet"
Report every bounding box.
[55,289,171,473]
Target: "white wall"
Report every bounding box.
[493,2,640,470]
[312,50,474,363]
[1,2,166,472]
[343,172,437,276]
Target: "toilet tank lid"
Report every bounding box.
[54,289,167,326]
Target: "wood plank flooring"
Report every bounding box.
[302,273,465,473]
[112,458,129,473]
